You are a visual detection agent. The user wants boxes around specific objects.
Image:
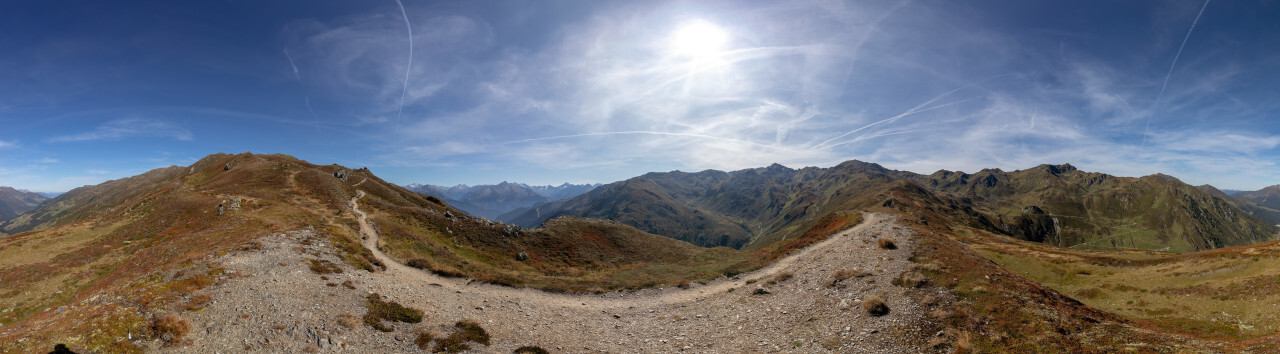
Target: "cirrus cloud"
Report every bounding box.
[48,118,192,142]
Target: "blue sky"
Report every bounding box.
[2,0,1279,193]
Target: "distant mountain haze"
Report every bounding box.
[403,182,600,220]
[0,186,48,225]
[1222,184,1280,225]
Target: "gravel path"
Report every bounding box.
[148,191,944,353]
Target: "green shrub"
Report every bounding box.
[416,330,434,350]
[308,259,343,274]
[433,320,490,353]
[363,293,424,332]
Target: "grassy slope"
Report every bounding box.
[0,153,379,352]
[881,182,1235,352]
[915,164,1277,253]
[0,153,875,352]
[970,230,1280,345]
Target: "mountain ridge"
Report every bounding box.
[511,161,1276,252]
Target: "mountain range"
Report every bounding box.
[510,161,1276,252]
[402,181,599,220]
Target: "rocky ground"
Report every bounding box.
[139,195,948,353]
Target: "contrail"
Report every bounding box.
[283,48,300,80]
[816,97,981,150]
[393,0,413,131]
[813,84,970,150]
[305,95,320,132]
[1140,0,1210,151]
[504,130,805,153]
[287,48,317,133]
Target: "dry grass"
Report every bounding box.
[862,294,889,316]
[766,272,793,286]
[877,238,897,250]
[336,312,360,329]
[151,313,191,347]
[892,271,929,288]
[830,268,872,287]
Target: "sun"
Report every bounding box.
[668,20,729,58]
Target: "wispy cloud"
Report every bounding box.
[48,118,193,142]
[0,140,16,148]
[283,47,301,80]
[1149,130,1280,155]
[283,9,489,125]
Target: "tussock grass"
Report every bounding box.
[877,238,897,250]
[862,295,889,316]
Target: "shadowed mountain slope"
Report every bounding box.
[0,186,47,225]
[913,164,1276,252]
